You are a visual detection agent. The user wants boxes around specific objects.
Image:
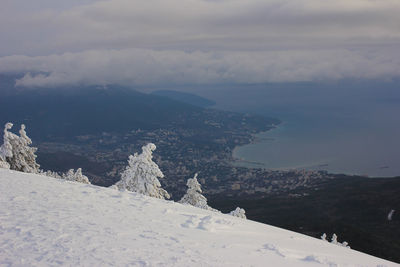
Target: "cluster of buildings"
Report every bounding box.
[37,124,333,200]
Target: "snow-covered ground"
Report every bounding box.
[0,169,397,266]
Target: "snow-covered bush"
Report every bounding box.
[179,173,217,211]
[341,241,350,248]
[61,168,91,184]
[321,233,327,241]
[38,168,90,184]
[113,143,170,199]
[38,169,62,179]
[229,207,247,219]
[321,233,350,248]
[0,123,39,173]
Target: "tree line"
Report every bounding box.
[0,122,246,218]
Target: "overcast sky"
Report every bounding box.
[1,0,400,87]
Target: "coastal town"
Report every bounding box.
[36,118,333,200]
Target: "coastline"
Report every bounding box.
[231,121,400,178]
[231,122,283,169]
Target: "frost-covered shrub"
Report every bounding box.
[320,233,327,241]
[229,207,247,219]
[321,233,350,248]
[179,173,217,211]
[61,168,91,184]
[0,123,39,173]
[341,241,350,248]
[38,169,62,179]
[38,168,90,184]
[113,143,170,199]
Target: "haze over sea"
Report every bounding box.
[200,81,400,177]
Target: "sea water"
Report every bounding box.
[202,81,400,177]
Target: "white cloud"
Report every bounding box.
[0,0,400,86]
[1,47,399,87]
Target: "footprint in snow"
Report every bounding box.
[259,243,286,257]
[197,215,215,232]
[181,215,199,229]
[169,236,180,243]
[302,255,338,266]
[163,209,173,214]
[180,215,217,232]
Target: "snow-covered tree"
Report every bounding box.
[330,233,338,244]
[1,123,40,173]
[61,168,91,184]
[0,149,10,168]
[229,207,247,219]
[179,173,217,211]
[0,158,9,169]
[16,124,40,173]
[113,143,170,199]
[0,123,15,169]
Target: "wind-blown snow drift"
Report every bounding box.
[0,169,396,266]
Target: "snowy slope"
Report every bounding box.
[0,169,397,267]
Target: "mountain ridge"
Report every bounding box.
[151,90,216,107]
